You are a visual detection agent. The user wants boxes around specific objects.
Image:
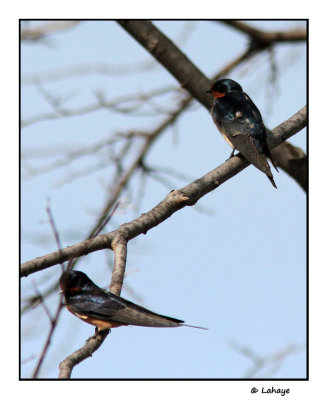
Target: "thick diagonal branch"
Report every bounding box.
[117,20,212,109]
[21,105,307,278]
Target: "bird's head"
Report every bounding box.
[206,78,243,98]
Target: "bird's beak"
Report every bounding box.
[206,90,212,93]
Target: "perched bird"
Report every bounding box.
[59,270,207,331]
[206,78,278,188]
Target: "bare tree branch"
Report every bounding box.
[110,235,128,294]
[21,22,196,84]
[117,20,212,109]
[30,202,65,378]
[20,21,81,41]
[229,340,305,378]
[21,84,178,128]
[20,105,307,278]
[58,329,109,378]
[271,142,307,191]
[21,61,157,84]
[220,20,307,45]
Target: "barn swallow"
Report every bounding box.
[59,270,207,331]
[206,78,278,188]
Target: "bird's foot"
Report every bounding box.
[226,149,236,161]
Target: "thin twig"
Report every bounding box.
[30,200,65,378]
[21,85,178,127]
[229,340,305,378]
[31,295,63,378]
[21,21,81,41]
[219,20,307,44]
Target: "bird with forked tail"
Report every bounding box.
[206,78,278,188]
[59,270,207,332]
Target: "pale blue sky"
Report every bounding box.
[21,20,306,379]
